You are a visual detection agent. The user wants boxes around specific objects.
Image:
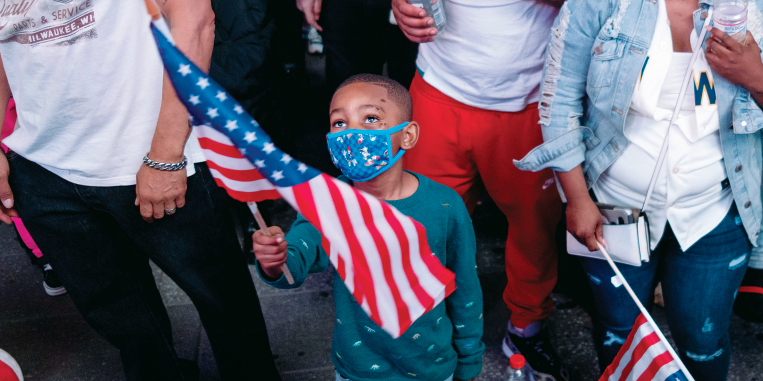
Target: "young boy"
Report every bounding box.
[253,74,484,381]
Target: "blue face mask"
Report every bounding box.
[326,122,408,182]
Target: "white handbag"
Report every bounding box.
[566,14,713,266]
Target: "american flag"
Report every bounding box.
[599,313,690,381]
[149,19,456,338]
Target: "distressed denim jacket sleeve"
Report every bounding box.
[514,0,615,173]
[732,12,763,135]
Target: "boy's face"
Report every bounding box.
[330,82,408,153]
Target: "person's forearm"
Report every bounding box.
[149,0,215,162]
[556,165,590,204]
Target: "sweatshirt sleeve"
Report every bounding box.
[256,213,330,289]
[444,199,485,380]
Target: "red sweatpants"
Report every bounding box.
[405,73,563,327]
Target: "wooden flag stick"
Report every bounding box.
[596,242,695,381]
[248,202,294,285]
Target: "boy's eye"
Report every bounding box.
[364,116,379,123]
[332,121,347,128]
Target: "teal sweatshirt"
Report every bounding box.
[258,172,484,381]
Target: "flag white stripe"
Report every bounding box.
[336,180,400,336]
[195,124,238,144]
[610,321,656,379]
[630,341,669,380]
[394,207,447,303]
[208,168,275,192]
[306,176,357,298]
[359,191,426,321]
[201,149,255,168]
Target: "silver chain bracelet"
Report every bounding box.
[143,153,188,171]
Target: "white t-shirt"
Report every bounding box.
[416,0,559,112]
[0,0,204,187]
[592,0,731,251]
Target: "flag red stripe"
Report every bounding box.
[600,314,648,381]
[206,161,265,182]
[356,193,412,332]
[635,351,674,381]
[322,177,382,325]
[618,331,661,381]
[381,202,435,312]
[212,177,280,202]
[198,137,245,158]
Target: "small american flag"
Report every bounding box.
[599,313,690,381]
[149,19,456,338]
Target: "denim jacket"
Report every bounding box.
[515,0,763,257]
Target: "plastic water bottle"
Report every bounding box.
[406,0,447,34]
[713,0,748,44]
[507,354,534,381]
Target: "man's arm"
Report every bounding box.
[135,0,215,222]
[0,54,17,224]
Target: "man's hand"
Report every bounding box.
[0,152,18,224]
[135,159,187,222]
[252,226,288,279]
[391,0,437,43]
[706,29,763,92]
[297,0,323,32]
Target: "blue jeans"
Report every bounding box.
[580,204,750,381]
[7,153,280,381]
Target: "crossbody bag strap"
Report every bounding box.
[641,7,714,212]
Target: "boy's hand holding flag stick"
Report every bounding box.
[145,0,456,338]
[247,201,294,284]
[596,242,694,381]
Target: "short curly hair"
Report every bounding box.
[336,74,413,121]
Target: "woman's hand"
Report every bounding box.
[391,0,437,43]
[706,28,763,93]
[556,166,607,252]
[566,196,606,252]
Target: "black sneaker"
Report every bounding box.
[43,264,67,296]
[502,325,570,381]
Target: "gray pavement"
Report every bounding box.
[1,199,762,381]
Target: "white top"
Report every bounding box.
[592,0,732,251]
[0,0,204,187]
[416,0,559,112]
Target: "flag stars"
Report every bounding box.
[196,77,210,89]
[281,154,293,164]
[254,160,266,168]
[225,120,238,131]
[244,132,257,143]
[216,91,227,102]
[233,105,244,114]
[297,163,308,173]
[207,108,219,119]
[271,170,284,181]
[189,95,200,105]
[178,64,191,76]
[262,142,275,154]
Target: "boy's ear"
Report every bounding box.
[401,121,419,150]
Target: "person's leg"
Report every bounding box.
[578,252,661,371]
[470,103,562,329]
[7,153,183,381]
[403,72,482,212]
[109,163,280,380]
[322,0,384,92]
[661,205,750,381]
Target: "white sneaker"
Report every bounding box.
[306,26,324,54]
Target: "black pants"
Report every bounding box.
[321,0,419,91]
[7,153,280,381]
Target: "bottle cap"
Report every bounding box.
[510,354,525,369]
